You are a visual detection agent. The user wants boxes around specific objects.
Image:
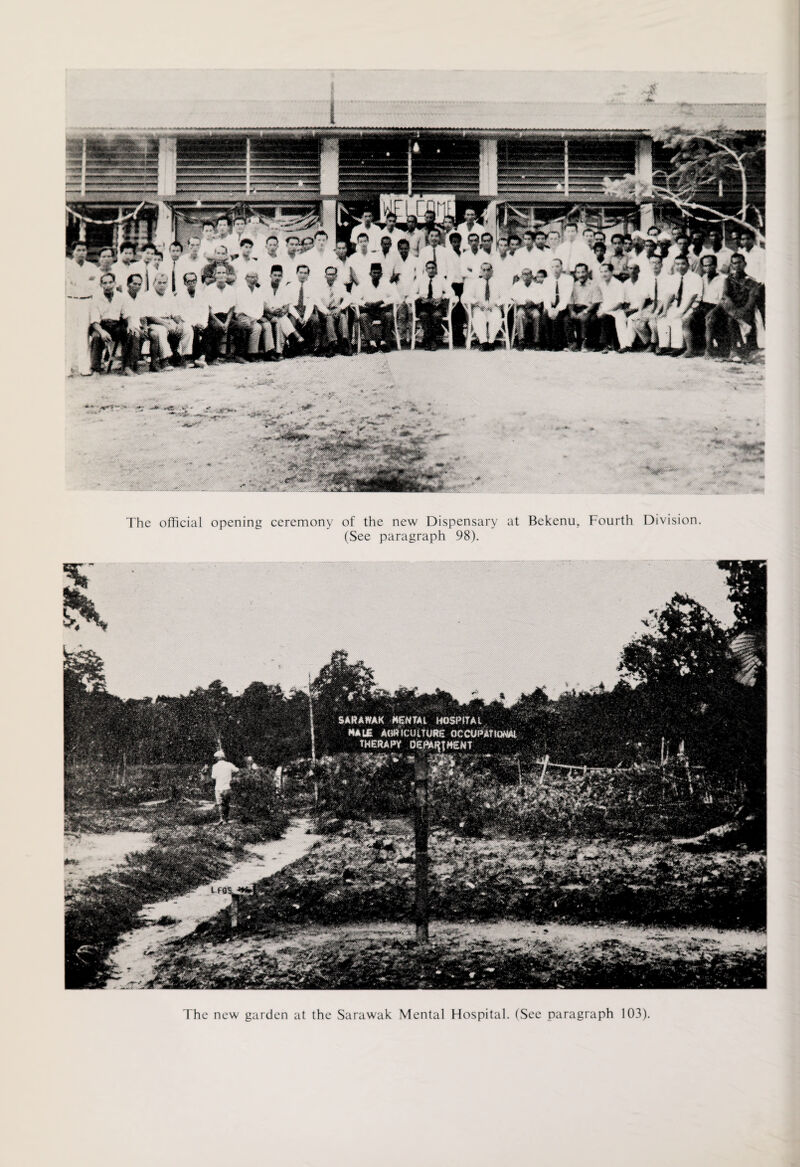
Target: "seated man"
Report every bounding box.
[594,262,629,352]
[467,261,504,351]
[413,260,451,351]
[656,254,703,356]
[316,265,353,356]
[697,254,729,358]
[718,252,760,362]
[619,260,648,352]
[287,263,319,354]
[174,271,210,368]
[143,271,190,371]
[355,262,397,352]
[540,258,574,351]
[119,272,146,375]
[204,264,237,364]
[262,264,303,360]
[89,272,128,373]
[509,265,545,349]
[565,263,601,351]
[627,256,662,352]
[233,269,272,362]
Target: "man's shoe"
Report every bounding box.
[233,355,247,364]
[122,367,136,377]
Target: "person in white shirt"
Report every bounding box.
[211,749,239,823]
[355,262,397,352]
[199,221,219,265]
[89,272,128,373]
[456,208,490,250]
[514,230,546,279]
[262,265,301,360]
[555,222,595,276]
[349,210,382,251]
[160,240,185,295]
[380,212,407,250]
[112,242,146,293]
[620,260,653,351]
[466,261,504,350]
[594,263,630,352]
[510,266,545,349]
[541,259,574,350]
[232,238,260,284]
[377,234,401,281]
[204,265,238,363]
[287,264,319,353]
[698,254,729,357]
[301,230,339,290]
[492,236,517,299]
[231,269,272,362]
[417,227,448,279]
[566,263,601,350]
[215,215,233,254]
[176,236,205,285]
[404,214,424,258]
[281,237,303,286]
[225,216,249,261]
[655,254,704,355]
[245,216,266,260]
[316,265,353,356]
[66,240,99,376]
[700,229,733,275]
[118,272,146,374]
[626,255,663,352]
[391,238,418,345]
[259,236,284,285]
[174,271,210,367]
[413,260,451,351]
[349,234,378,289]
[142,271,190,371]
[739,233,765,284]
[478,233,496,270]
[459,235,484,302]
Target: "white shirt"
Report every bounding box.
[235,283,267,318]
[467,276,504,309]
[405,228,425,257]
[200,236,220,265]
[90,289,126,323]
[510,279,545,307]
[66,258,99,298]
[349,250,384,287]
[300,247,339,284]
[515,246,551,278]
[120,291,146,327]
[459,250,486,284]
[142,288,179,320]
[379,226,407,249]
[456,221,490,248]
[663,270,703,310]
[700,272,727,305]
[541,274,574,310]
[175,287,209,328]
[417,243,448,273]
[700,246,733,274]
[233,255,261,283]
[349,222,383,250]
[289,280,317,323]
[555,238,595,274]
[355,277,397,307]
[597,276,627,311]
[741,246,765,284]
[112,260,145,292]
[414,274,451,301]
[263,282,292,312]
[623,277,651,311]
[492,253,518,296]
[392,255,418,298]
[316,280,352,312]
[176,254,204,285]
[259,252,285,284]
[206,283,237,315]
[212,759,237,794]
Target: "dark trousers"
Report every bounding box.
[565,309,597,349]
[597,313,620,350]
[90,319,128,370]
[416,298,447,345]
[205,313,230,360]
[513,306,543,347]
[359,305,394,348]
[543,309,568,350]
[450,283,467,346]
[696,303,727,355]
[322,309,349,346]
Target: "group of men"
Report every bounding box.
[66,208,766,376]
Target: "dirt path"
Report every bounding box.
[66,351,763,493]
[64,831,153,893]
[104,819,320,989]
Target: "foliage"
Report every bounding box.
[63,564,107,632]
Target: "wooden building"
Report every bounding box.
[66,70,765,255]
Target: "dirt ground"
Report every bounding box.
[66,350,764,493]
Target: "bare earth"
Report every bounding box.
[64,830,153,893]
[66,350,764,493]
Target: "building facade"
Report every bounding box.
[66,70,765,255]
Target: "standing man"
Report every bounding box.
[456,208,489,249]
[404,213,424,258]
[380,211,407,250]
[161,240,184,294]
[301,230,338,289]
[349,209,382,251]
[413,260,451,351]
[211,749,239,825]
[176,236,205,284]
[555,222,594,276]
[200,221,219,265]
[349,233,377,290]
[112,242,144,292]
[418,226,446,278]
[66,240,99,376]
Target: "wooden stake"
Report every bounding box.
[414,753,429,944]
[230,893,240,930]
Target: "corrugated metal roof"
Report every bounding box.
[67,69,764,133]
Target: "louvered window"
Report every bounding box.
[498,140,566,197]
[339,138,408,195]
[249,138,320,193]
[66,136,157,197]
[176,138,247,196]
[412,139,479,193]
[567,140,635,197]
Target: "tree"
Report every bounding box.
[63,564,107,632]
[604,126,765,241]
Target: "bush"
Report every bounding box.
[233,774,289,835]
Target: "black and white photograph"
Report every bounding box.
[65,560,766,991]
[66,69,765,494]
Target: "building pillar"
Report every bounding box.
[636,137,654,231]
[479,138,499,238]
[155,136,177,248]
[320,137,339,239]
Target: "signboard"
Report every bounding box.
[380,194,456,223]
[333,712,519,756]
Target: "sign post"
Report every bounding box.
[413,753,429,944]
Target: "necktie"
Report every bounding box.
[653,277,658,304]
[328,288,335,309]
[428,279,433,300]
[554,280,560,308]
[171,266,176,293]
[676,277,683,307]
[145,266,150,291]
[431,246,436,268]
[484,280,490,302]
[298,284,304,313]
